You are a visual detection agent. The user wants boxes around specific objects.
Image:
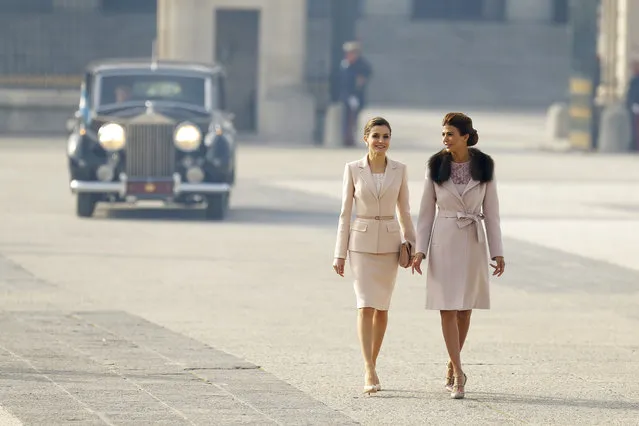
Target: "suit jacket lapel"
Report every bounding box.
[442,179,463,203]
[358,156,378,198]
[461,179,480,198]
[378,159,397,199]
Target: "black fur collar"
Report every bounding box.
[428,148,494,184]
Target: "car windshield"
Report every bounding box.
[97,73,208,108]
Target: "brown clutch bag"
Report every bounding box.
[399,241,413,268]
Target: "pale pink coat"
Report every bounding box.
[416,169,503,310]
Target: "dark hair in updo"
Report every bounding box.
[363,116,392,138]
[442,112,479,146]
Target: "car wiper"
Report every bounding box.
[96,101,145,112]
[150,100,209,113]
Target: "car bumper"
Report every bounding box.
[69,179,231,195]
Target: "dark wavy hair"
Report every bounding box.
[363,116,392,138]
[442,112,479,146]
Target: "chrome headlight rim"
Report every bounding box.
[97,122,126,151]
[174,122,203,152]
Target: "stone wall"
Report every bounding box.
[0,9,156,87]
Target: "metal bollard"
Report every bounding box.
[597,102,632,153]
[323,102,344,148]
[545,102,569,142]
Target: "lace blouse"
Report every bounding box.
[451,161,471,194]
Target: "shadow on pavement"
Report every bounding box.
[99,205,337,226]
[470,392,639,410]
[353,390,639,410]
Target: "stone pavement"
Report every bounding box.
[0,135,638,425]
[0,308,355,425]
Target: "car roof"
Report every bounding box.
[86,58,224,75]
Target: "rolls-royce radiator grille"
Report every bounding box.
[125,124,175,178]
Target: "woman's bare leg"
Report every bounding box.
[440,310,463,376]
[358,308,376,387]
[371,309,388,385]
[457,310,472,351]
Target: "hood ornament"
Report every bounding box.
[145,101,155,115]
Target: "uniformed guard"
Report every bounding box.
[339,41,373,146]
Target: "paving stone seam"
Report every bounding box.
[183,367,260,371]
[11,313,198,425]
[0,342,115,425]
[71,313,284,426]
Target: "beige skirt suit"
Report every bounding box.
[416,148,504,311]
[334,156,416,310]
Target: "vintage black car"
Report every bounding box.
[66,58,236,219]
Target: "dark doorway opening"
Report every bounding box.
[214,9,260,132]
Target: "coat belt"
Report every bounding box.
[438,210,485,242]
[356,215,395,220]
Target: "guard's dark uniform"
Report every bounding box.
[339,56,372,146]
[626,74,639,150]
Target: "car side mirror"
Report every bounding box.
[66,111,80,132]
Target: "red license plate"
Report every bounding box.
[127,181,173,195]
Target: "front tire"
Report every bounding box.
[76,193,97,218]
[205,193,229,220]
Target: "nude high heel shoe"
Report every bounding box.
[445,361,454,392]
[451,373,467,399]
[363,369,378,395]
[363,384,378,395]
[373,370,382,391]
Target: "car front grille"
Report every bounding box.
[125,123,175,178]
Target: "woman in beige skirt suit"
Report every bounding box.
[333,116,416,395]
[412,112,505,399]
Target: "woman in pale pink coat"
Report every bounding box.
[333,116,416,395]
[412,112,505,399]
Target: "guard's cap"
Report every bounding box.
[342,41,361,52]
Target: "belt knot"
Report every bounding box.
[440,210,486,242]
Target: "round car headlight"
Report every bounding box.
[98,123,126,151]
[174,123,202,152]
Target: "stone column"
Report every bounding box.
[156,0,315,142]
[596,0,619,105]
[595,0,639,152]
[156,0,170,58]
[505,0,553,22]
[156,0,199,60]
[258,0,314,141]
[615,0,639,98]
[595,0,639,103]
